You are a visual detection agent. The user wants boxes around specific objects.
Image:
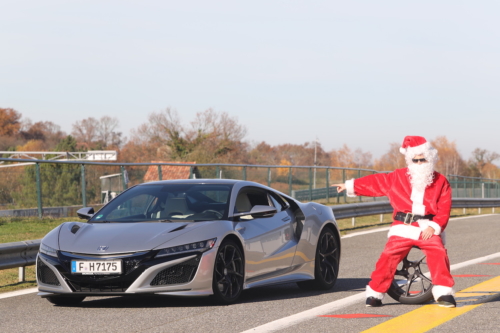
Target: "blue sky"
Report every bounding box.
[1,0,499,159]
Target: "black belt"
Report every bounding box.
[395,212,435,225]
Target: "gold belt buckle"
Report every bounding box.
[404,213,414,225]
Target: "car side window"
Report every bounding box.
[235,187,273,220]
[269,194,283,213]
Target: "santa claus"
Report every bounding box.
[334,135,456,308]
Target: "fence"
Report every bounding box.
[0,158,379,217]
[2,158,500,219]
[448,175,500,198]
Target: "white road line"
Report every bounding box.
[0,287,38,300]
[240,252,500,333]
[341,227,390,239]
[341,214,494,239]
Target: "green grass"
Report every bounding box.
[0,216,77,243]
[0,207,497,293]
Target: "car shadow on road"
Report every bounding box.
[70,277,371,309]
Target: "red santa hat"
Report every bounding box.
[399,136,432,155]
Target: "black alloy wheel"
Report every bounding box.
[212,240,244,304]
[46,296,86,306]
[297,227,339,290]
[387,247,434,304]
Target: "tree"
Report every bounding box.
[130,108,248,164]
[19,121,66,150]
[430,136,467,176]
[330,144,373,168]
[72,117,99,149]
[373,142,406,171]
[97,116,122,148]
[468,148,500,178]
[0,108,22,136]
[71,116,122,149]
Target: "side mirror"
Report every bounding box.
[249,205,277,218]
[77,207,95,220]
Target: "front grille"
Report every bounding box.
[150,257,200,286]
[68,279,132,292]
[37,259,60,286]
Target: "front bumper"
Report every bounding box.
[36,247,217,297]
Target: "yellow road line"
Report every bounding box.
[362,275,500,333]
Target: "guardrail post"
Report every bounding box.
[380,214,383,222]
[309,168,313,201]
[352,217,355,227]
[157,165,162,181]
[242,166,247,180]
[267,167,271,187]
[81,164,86,208]
[35,162,43,218]
[19,267,25,282]
[326,168,330,202]
[288,167,292,196]
[189,166,194,179]
[216,165,220,179]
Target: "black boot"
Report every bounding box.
[366,297,382,307]
[437,295,456,308]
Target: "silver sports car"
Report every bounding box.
[36,179,341,305]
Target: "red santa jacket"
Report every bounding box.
[345,168,452,238]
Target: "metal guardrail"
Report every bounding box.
[2,198,499,276]
[0,239,41,270]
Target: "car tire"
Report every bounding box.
[46,296,86,306]
[212,239,244,304]
[297,226,339,291]
[387,247,434,304]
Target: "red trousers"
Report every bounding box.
[368,235,454,293]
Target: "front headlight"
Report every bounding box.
[156,238,217,258]
[40,243,58,257]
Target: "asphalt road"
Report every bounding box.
[1,214,499,333]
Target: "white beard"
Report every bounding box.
[408,162,435,192]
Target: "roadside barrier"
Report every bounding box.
[1,198,499,283]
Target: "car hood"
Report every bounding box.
[57,221,205,254]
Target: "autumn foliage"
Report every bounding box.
[1,107,499,180]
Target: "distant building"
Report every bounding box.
[143,161,200,182]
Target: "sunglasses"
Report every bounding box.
[412,158,427,163]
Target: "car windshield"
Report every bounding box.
[89,183,233,223]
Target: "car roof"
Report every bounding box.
[137,179,244,186]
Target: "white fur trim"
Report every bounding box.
[427,221,442,235]
[410,187,425,215]
[366,284,384,300]
[417,219,429,230]
[387,225,421,240]
[405,142,431,157]
[399,147,407,154]
[345,179,356,197]
[412,203,426,216]
[432,285,455,300]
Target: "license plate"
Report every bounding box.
[71,260,122,275]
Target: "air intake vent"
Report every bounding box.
[37,260,61,286]
[150,257,200,286]
[169,224,188,233]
